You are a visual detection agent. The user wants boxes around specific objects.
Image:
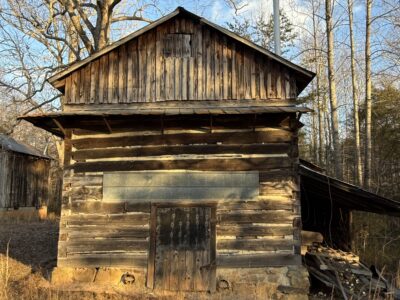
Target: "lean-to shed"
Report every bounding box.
[20,7,316,298]
[0,134,50,210]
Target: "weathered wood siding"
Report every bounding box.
[0,150,50,209]
[61,16,298,106]
[59,114,302,269]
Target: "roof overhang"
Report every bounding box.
[18,105,312,138]
[300,163,400,217]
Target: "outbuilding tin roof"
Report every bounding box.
[0,134,50,159]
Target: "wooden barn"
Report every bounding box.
[0,134,50,215]
[20,7,316,298]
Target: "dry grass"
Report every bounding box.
[0,241,10,300]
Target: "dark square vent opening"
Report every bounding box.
[163,34,192,58]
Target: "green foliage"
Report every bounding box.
[226,9,297,54]
[352,85,400,279]
[226,17,253,41]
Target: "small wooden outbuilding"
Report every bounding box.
[21,7,316,298]
[0,134,50,211]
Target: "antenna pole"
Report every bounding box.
[273,0,281,55]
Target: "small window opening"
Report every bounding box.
[163,34,192,58]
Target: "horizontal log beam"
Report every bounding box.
[217,238,295,251]
[72,143,292,160]
[218,211,294,224]
[216,225,293,236]
[69,157,292,173]
[72,131,292,150]
[216,253,301,268]
[57,254,147,268]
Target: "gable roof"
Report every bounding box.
[48,7,314,92]
[0,134,50,159]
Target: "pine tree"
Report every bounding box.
[226,10,297,54]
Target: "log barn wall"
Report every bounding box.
[58,15,299,107]
[58,113,302,271]
[0,149,50,209]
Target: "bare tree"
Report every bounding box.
[347,0,363,185]
[310,0,326,167]
[364,0,372,189]
[325,0,342,179]
[0,0,157,62]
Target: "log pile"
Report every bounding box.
[304,243,400,299]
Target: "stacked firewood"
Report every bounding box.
[304,243,399,299]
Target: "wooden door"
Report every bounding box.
[153,206,215,291]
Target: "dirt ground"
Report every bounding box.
[0,220,180,300]
[0,220,59,272]
[0,220,141,300]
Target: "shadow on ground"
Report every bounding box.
[0,220,59,272]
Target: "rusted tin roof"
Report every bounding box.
[0,134,50,159]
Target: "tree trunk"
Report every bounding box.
[312,0,325,167]
[325,0,342,179]
[364,0,373,189]
[348,0,363,186]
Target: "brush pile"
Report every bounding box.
[304,243,400,299]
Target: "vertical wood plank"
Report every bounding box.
[170,251,179,291]
[174,58,180,100]
[107,52,114,103]
[260,57,267,99]
[132,40,139,102]
[97,56,103,104]
[90,60,99,104]
[250,51,257,99]
[78,68,85,103]
[226,39,232,100]
[71,71,78,104]
[238,46,245,99]
[127,41,134,102]
[196,23,203,100]
[255,54,260,100]
[206,29,213,99]
[231,42,237,100]
[65,75,72,104]
[84,65,91,103]
[118,44,127,103]
[244,50,251,99]
[214,31,220,100]
[139,35,146,102]
[290,76,297,98]
[155,26,163,101]
[268,60,275,98]
[221,36,227,99]
[181,19,188,100]
[146,31,156,102]
[162,249,171,290]
[276,63,282,99]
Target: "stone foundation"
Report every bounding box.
[216,266,309,299]
[51,265,309,299]
[51,267,147,287]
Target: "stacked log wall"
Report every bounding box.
[59,114,302,269]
